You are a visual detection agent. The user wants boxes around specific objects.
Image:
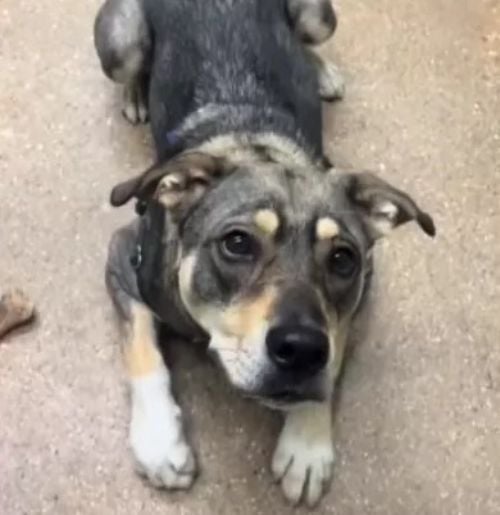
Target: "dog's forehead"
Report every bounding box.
[211,165,339,212]
[221,165,355,219]
[186,164,365,243]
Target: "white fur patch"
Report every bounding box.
[376,200,398,219]
[129,369,196,489]
[272,402,334,507]
[209,324,270,392]
[372,200,399,236]
[317,61,345,101]
[178,254,197,309]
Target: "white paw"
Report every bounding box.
[319,61,345,101]
[129,375,196,490]
[272,410,335,507]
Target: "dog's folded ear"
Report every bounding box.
[110,164,165,207]
[341,171,436,239]
[110,152,231,213]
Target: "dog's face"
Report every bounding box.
[176,164,372,405]
[111,152,435,405]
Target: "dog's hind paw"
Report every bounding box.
[122,82,149,125]
[272,404,335,507]
[318,61,345,102]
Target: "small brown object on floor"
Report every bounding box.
[0,289,35,340]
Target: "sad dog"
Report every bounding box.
[94,0,435,506]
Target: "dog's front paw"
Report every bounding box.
[272,405,334,507]
[129,381,196,490]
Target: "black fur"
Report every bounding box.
[143,0,324,160]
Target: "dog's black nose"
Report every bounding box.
[266,325,329,375]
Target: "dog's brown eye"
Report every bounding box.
[328,246,358,278]
[220,231,259,261]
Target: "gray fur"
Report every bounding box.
[98,0,435,398]
[106,154,435,399]
[97,0,436,504]
[94,0,342,131]
[94,0,151,123]
[287,0,337,45]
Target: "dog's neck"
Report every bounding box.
[158,102,325,169]
[195,132,319,169]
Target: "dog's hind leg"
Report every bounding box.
[106,224,196,489]
[287,0,337,45]
[94,0,151,124]
[287,0,345,101]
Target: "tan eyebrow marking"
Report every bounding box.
[254,209,280,236]
[316,217,339,240]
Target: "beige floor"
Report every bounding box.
[1,0,499,513]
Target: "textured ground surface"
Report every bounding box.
[1,0,499,513]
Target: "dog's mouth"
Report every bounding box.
[249,387,325,410]
[207,346,327,407]
[257,370,327,405]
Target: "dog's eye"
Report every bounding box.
[220,231,259,261]
[328,246,358,278]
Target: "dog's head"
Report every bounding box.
[111,152,435,406]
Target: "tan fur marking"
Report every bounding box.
[316,217,339,240]
[124,302,162,377]
[222,288,277,338]
[178,254,196,307]
[331,317,350,380]
[254,209,280,236]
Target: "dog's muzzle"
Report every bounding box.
[254,323,330,405]
[266,324,329,376]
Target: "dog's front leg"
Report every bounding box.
[272,401,335,507]
[125,300,196,489]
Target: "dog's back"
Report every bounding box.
[145,0,323,158]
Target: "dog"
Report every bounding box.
[94,0,436,507]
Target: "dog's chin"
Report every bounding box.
[244,378,329,410]
[253,389,326,411]
[207,347,329,408]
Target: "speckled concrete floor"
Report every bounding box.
[1,0,499,513]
